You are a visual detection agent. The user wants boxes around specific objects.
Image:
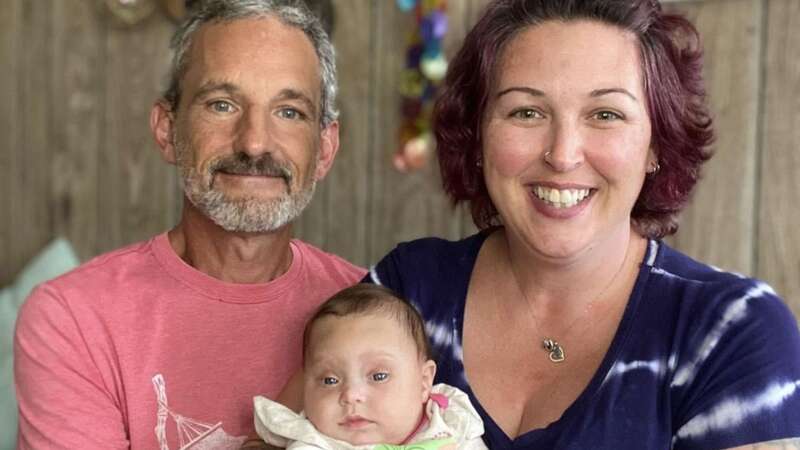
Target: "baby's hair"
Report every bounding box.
[302,284,432,365]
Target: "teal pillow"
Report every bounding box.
[0,239,79,450]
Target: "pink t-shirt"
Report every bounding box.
[14,234,365,450]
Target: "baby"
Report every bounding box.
[253,284,486,449]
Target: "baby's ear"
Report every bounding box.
[421,359,437,401]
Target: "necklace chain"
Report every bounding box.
[506,239,631,364]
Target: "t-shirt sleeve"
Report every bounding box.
[670,281,800,449]
[14,284,129,449]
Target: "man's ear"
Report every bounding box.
[421,359,437,402]
[150,100,178,165]
[313,120,340,181]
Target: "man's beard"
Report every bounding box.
[175,140,317,233]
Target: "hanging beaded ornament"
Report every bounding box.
[394,0,448,172]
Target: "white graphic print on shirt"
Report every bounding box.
[152,374,247,450]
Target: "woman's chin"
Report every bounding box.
[533,240,592,263]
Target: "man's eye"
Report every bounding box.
[278,108,305,120]
[593,110,623,121]
[209,100,236,113]
[322,376,338,386]
[371,372,389,382]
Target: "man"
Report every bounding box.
[13,1,364,448]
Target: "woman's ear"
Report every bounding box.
[645,147,658,172]
[421,359,437,402]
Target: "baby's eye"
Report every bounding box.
[208,100,236,114]
[371,372,389,382]
[322,376,339,386]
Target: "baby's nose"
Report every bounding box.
[339,382,366,405]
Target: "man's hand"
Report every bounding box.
[241,437,280,449]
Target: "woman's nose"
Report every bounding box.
[543,119,584,172]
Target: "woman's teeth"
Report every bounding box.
[533,186,591,208]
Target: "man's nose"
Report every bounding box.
[235,109,273,157]
[543,118,585,172]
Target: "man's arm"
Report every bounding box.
[242,370,306,449]
[14,285,128,449]
[241,438,281,449]
[277,369,304,413]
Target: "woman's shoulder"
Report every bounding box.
[650,241,751,284]
[648,242,800,447]
[607,242,800,449]
[647,240,781,305]
[386,232,488,261]
[365,232,489,305]
[638,241,797,373]
[369,232,488,279]
[649,242,799,347]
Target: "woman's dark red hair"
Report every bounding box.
[434,0,714,238]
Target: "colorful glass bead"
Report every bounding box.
[396,0,417,12]
[420,53,448,82]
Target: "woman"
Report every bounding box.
[367,0,800,448]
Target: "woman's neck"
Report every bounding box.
[499,225,646,319]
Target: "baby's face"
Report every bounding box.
[303,313,435,445]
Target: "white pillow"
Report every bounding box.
[0,238,79,450]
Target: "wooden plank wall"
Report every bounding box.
[0,0,178,285]
[759,0,800,309]
[662,0,800,313]
[1,0,798,315]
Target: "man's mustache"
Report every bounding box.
[209,152,293,182]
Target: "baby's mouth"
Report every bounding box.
[341,415,373,428]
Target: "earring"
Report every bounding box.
[476,158,483,168]
[648,161,660,175]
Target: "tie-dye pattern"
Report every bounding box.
[365,232,800,449]
[602,358,666,386]
[671,283,776,388]
[675,379,800,443]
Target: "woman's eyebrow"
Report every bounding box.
[590,87,638,102]
[496,86,546,99]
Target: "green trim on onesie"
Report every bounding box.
[373,437,456,450]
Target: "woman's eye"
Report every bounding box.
[510,108,543,120]
[209,100,236,113]
[322,376,338,386]
[593,110,623,121]
[371,372,389,382]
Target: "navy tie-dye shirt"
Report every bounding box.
[365,231,800,449]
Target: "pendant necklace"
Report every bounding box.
[506,240,631,364]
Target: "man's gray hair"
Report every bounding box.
[163,0,338,127]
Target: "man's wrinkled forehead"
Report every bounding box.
[180,16,322,108]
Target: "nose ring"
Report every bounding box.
[544,151,553,164]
